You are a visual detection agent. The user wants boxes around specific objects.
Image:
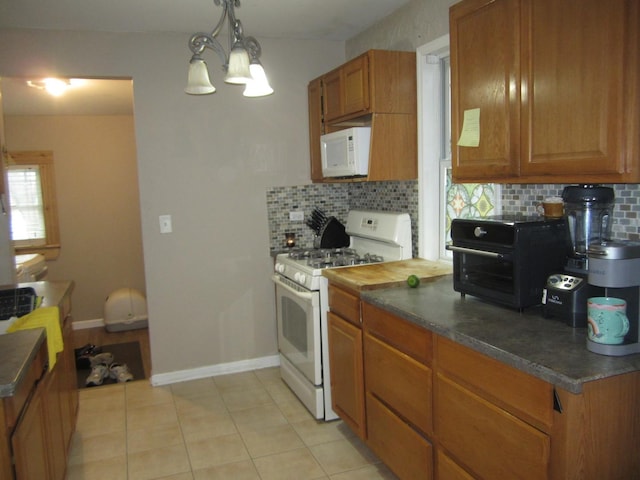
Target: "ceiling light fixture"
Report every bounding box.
[27,78,72,97]
[185,0,273,97]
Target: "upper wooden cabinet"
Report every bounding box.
[450,0,640,183]
[308,49,417,183]
[322,55,370,122]
[308,78,324,182]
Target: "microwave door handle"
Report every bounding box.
[446,245,512,261]
[271,275,315,300]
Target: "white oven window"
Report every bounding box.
[281,296,309,354]
[274,278,322,386]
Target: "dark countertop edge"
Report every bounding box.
[0,328,46,398]
[360,275,640,394]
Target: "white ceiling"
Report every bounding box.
[0,0,411,116]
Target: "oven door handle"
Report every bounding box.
[446,245,512,261]
[271,274,316,301]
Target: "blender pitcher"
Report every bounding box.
[562,184,614,271]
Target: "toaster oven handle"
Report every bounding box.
[446,245,512,261]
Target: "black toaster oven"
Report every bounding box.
[448,215,568,310]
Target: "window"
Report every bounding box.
[417,36,500,261]
[7,151,60,258]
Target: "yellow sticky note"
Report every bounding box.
[457,108,480,147]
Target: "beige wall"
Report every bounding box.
[4,115,145,322]
[0,28,344,376]
[0,0,456,378]
[347,0,457,57]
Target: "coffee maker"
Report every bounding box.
[542,185,615,327]
[586,241,640,356]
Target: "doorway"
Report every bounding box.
[0,76,147,325]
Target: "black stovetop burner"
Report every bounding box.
[287,247,384,268]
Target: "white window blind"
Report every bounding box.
[8,165,47,246]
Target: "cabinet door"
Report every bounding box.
[60,314,78,449]
[12,381,50,480]
[435,373,550,480]
[308,78,324,182]
[520,0,631,177]
[42,368,67,480]
[450,0,521,180]
[322,69,343,122]
[343,55,369,116]
[327,311,365,439]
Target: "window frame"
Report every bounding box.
[7,151,61,259]
[417,35,501,261]
[417,35,451,261]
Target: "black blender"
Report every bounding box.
[542,185,614,327]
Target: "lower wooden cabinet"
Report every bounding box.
[435,373,550,480]
[11,378,49,480]
[327,295,640,479]
[327,311,365,439]
[363,301,435,479]
[59,314,79,450]
[366,392,433,480]
[3,290,78,480]
[11,344,75,480]
[41,368,68,480]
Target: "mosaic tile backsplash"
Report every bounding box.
[266,181,418,253]
[266,182,640,255]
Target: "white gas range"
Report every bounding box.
[272,210,412,420]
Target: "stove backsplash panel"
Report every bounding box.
[266,182,640,254]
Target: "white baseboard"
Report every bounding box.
[72,318,105,330]
[150,354,280,386]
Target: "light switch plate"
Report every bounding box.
[159,214,172,234]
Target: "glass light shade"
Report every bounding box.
[225,45,251,84]
[185,58,216,95]
[243,63,274,97]
[43,78,69,96]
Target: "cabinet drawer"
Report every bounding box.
[435,373,549,480]
[367,392,433,480]
[364,332,432,435]
[363,302,432,364]
[328,285,360,325]
[435,336,552,431]
[436,450,475,480]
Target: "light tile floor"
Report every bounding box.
[65,367,399,480]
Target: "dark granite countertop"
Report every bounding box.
[361,275,640,394]
[0,328,46,397]
[0,281,74,398]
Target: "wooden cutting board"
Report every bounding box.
[322,258,452,292]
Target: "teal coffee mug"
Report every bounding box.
[587,297,630,345]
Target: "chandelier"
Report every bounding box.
[185,0,273,97]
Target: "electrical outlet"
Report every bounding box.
[289,211,304,221]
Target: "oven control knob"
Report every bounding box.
[294,272,306,284]
[275,263,285,274]
[474,226,488,238]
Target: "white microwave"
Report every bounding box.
[320,127,371,178]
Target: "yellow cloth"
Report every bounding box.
[7,307,62,371]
